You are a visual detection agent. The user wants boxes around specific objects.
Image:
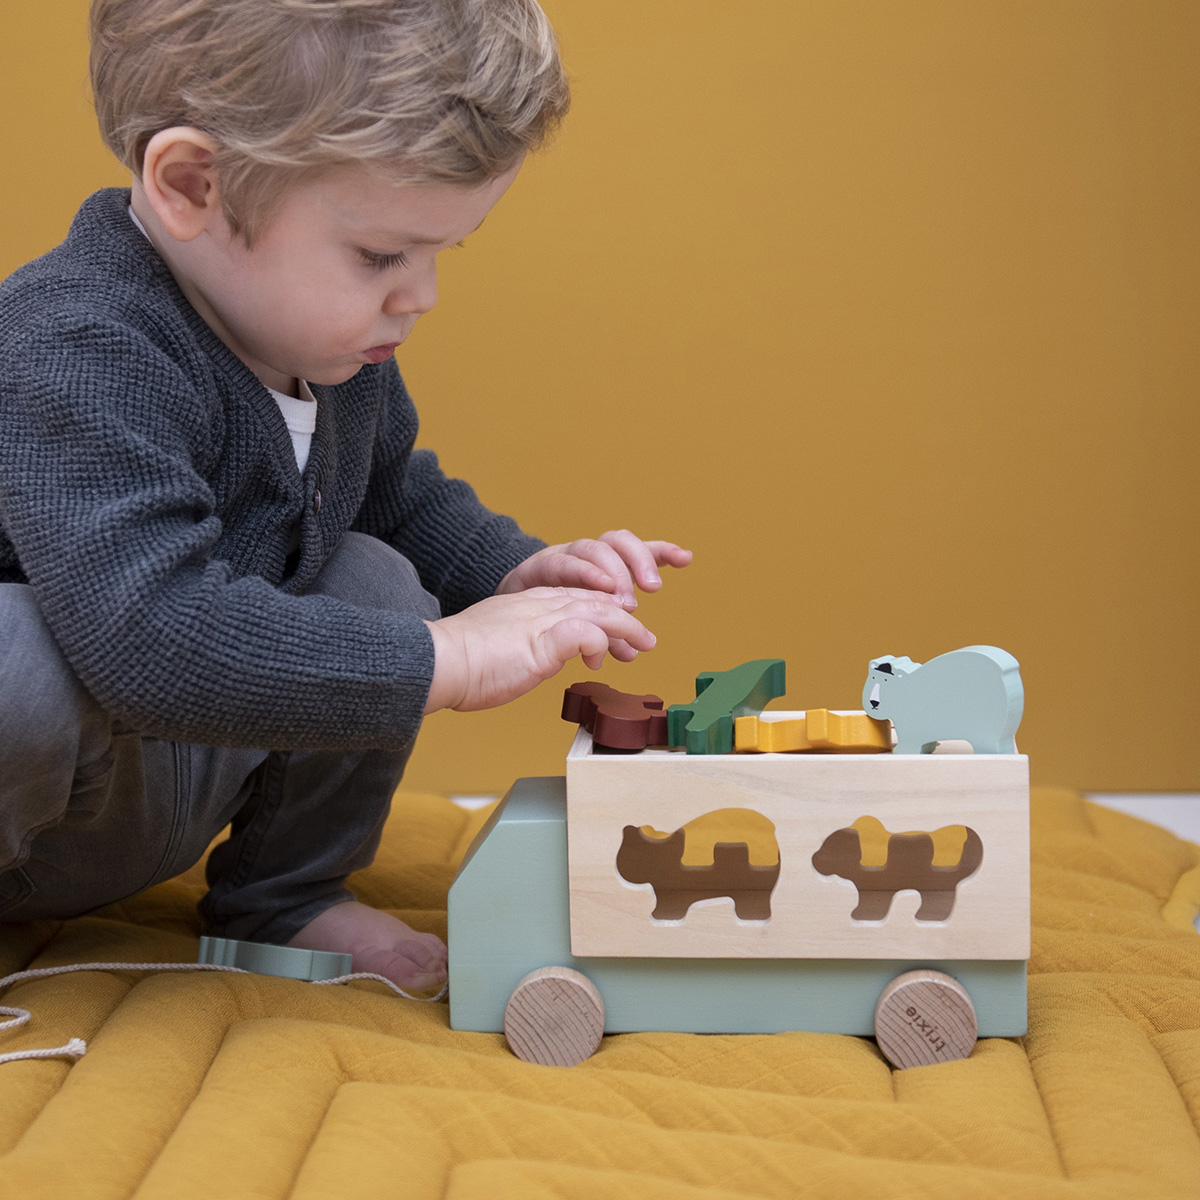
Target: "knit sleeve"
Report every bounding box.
[0,317,434,751]
[352,360,545,615]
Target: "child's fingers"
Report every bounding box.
[542,604,655,671]
[518,551,618,594]
[598,531,693,593]
[499,537,691,603]
[523,585,627,607]
[596,529,659,595]
[606,637,641,663]
[571,596,656,652]
[559,537,639,606]
[543,616,613,672]
[643,540,694,569]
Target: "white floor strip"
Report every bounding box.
[1084,794,1200,844]
[450,795,498,811]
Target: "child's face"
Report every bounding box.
[181,163,521,393]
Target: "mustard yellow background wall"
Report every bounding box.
[2,2,1196,793]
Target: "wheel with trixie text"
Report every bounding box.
[503,966,606,1066]
[874,969,978,1069]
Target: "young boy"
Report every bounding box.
[0,0,689,993]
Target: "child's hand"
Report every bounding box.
[495,530,692,609]
[424,587,657,713]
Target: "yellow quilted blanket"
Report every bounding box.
[2,787,1198,1199]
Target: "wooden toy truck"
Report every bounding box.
[448,655,1030,1070]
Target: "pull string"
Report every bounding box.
[0,960,447,1066]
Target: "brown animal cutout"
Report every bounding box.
[812,822,983,921]
[616,810,781,920]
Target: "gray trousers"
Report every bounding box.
[0,533,440,944]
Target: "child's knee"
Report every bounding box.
[308,533,441,619]
[0,585,108,753]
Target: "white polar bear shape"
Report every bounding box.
[862,645,1023,755]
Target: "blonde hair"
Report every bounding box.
[90,0,569,240]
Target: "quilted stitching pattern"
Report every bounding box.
[1,787,1197,1199]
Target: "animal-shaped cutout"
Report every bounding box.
[812,821,983,921]
[862,646,1023,754]
[666,659,786,755]
[849,815,970,867]
[616,808,781,920]
[561,682,668,750]
[734,709,891,753]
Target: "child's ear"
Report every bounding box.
[139,127,223,243]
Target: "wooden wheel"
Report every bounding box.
[503,966,605,1067]
[874,969,978,1069]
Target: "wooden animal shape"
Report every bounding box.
[812,824,983,921]
[562,682,668,750]
[734,709,891,753]
[616,812,781,920]
[862,646,1023,754]
[666,659,786,755]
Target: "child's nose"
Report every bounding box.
[384,262,437,316]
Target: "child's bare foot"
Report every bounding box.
[286,900,448,993]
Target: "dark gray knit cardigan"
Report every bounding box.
[0,189,543,751]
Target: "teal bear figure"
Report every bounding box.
[862,645,1023,754]
[667,659,786,755]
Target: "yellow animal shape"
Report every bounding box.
[622,808,780,921]
[734,710,891,754]
[639,808,779,866]
[850,816,970,866]
[812,817,982,921]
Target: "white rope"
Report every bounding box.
[309,970,449,1002]
[0,959,448,1066]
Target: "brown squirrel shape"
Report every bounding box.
[616,824,781,921]
[811,824,983,921]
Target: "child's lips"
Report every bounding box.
[363,343,399,364]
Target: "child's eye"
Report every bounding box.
[358,248,410,272]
